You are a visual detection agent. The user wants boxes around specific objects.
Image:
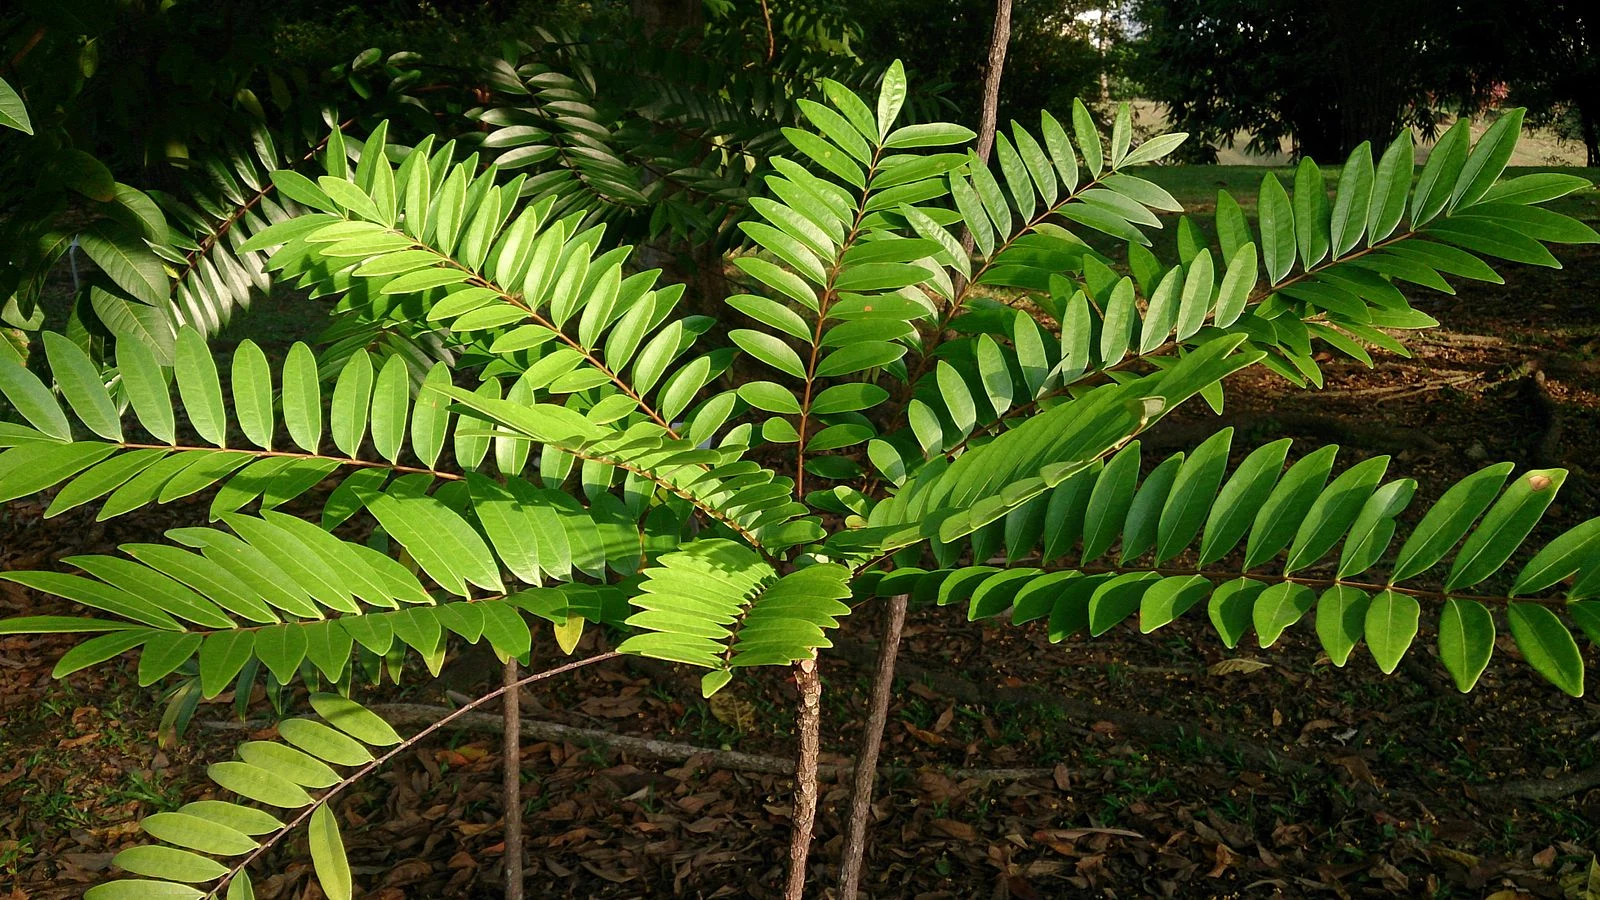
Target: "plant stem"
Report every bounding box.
[502,655,523,900]
[785,657,824,899]
[836,594,909,900]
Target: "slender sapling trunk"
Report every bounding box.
[835,594,910,900]
[785,657,825,899]
[502,656,524,900]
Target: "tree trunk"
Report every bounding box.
[959,0,1015,267]
[785,658,824,899]
[1581,105,1600,168]
[835,595,910,900]
[974,0,1014,164]
[502,657,523,900]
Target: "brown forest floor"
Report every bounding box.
[4,247,1600,899]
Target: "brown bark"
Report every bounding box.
[836,595,910,900]
[502,657,523,900]
[348,703,1062,784]
[785,658,824,899]
[973,0,1014,164]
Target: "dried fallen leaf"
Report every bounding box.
[1052,764,1071,791]
[1208,842,1239,878]
[1334,755,1378,787]
[708,693,757,732]
[930,818,979,842]
[1208,658,1272,676]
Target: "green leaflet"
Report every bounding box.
[1208,578,1265,649]
[232,340,275,450]
[1437,599,1494,692]
[1314,586,1369,667]
[309,805,353,900]
[1199,439,1291,565]
[1139,575,1210,633]
[174,328,227,447]
[118,339,177,444]
[1390,462,1514,582]
[0,357,72,441]
[110,845,228,882]
[1253,582,1315,648]
[1364,590,1420,675]
[1155,428,1232,563]
[1258,173,1296,283]
[330,351,375,458]
[282,343,323,453]
[1446,468,1565,589]
[1283,455,1388,573]
[1336,479,1416,578]
[1243,444,1338,570]
[1507,603,1584,696]
[43,333,121,441]
[1081,442,1141,562]
[1512,518,1600,597]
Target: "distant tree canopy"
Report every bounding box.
[1496,0,1598,165]
[1131,0,1505,161]
[853,0,1109,128]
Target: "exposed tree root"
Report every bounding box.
[1476,765,1600,803]
[202,707,1061,786]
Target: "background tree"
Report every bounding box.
[855,0,1107,128]
[1131,0,1505,160]
[1495,0,1599,165]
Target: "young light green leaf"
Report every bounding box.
[174,328,226,447]
[309,805,353,900]
[232,340,274,450]
[43,333,122,441]
[282,343,322,453]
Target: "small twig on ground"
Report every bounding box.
[1477,765,1600,803]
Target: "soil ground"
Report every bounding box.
[3,172,1600,899]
